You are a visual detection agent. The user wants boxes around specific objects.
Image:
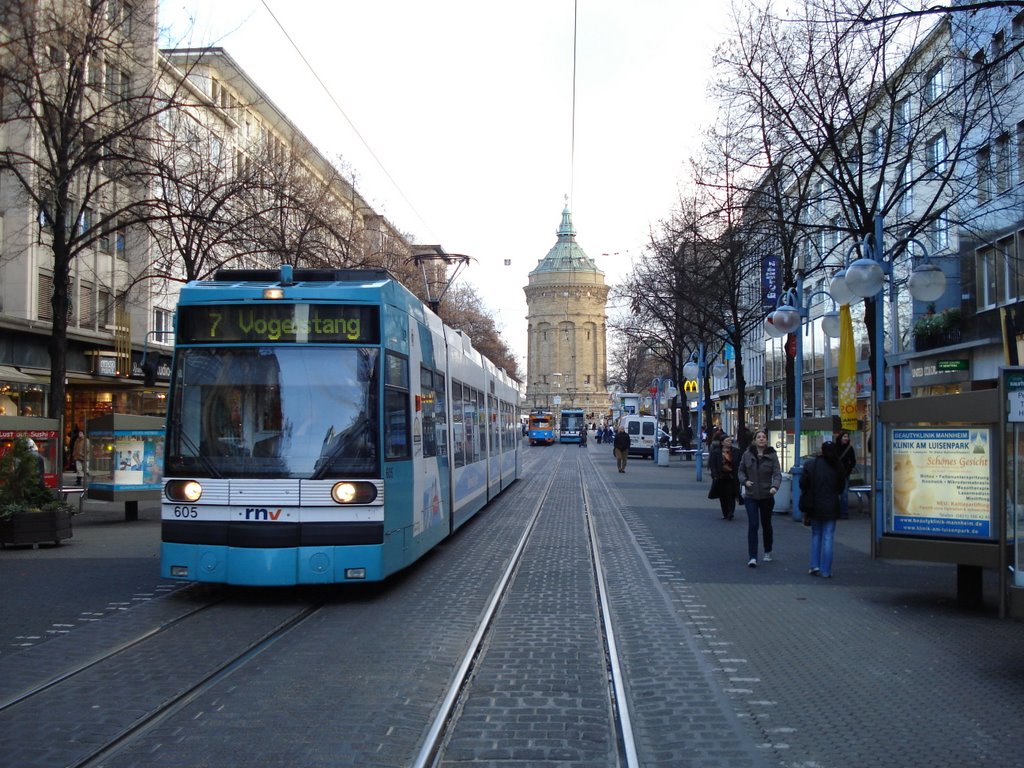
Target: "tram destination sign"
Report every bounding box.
[177,304,380,344]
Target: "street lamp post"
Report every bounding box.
[683,344,705,481]
[769,280,841,521]
[649,376,677,465]
[828,215,947,552]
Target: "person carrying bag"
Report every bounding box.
[708,435,740,520]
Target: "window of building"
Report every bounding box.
[992,31,1006,87]
[898,160,914,216]
[977,145,992,203]
[925,63,945,103]
[99,289,114,327]
[895,98,912,146]
[927,132,947,175]
[154,308,174,343]
[870,123,885,168]
[115,220,126,259]
[976,237,1017,309]
[996,132,1011,192]
[38,273,53,321]
[78,282,96,327]
[928,214,949,251]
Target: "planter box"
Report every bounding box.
[0,507,73,547]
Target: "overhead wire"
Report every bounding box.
[258,0,434,238]
[570,0,578,209]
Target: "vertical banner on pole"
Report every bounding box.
[839,304,858,430]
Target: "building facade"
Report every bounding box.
[524,206,609,422]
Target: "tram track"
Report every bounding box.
[0,589,328,768]
[0,587,238,714]
[70,602,324,768]
[413,450,641,768]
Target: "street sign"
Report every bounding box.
[1007,370,1024,422]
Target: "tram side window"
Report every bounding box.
[463,386,477,464]
[452,381,465,467]
[420,368,437,458]
[434,374,448,457]
[489,395,498,454]
[384,352,410,460]
[477,391,486,456]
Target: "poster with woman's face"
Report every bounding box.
[888,428,992,539]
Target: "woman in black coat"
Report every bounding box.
[709,435,740,520]
[799,440,846,578]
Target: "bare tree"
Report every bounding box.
[437,283,521,380]
[0,0,169,417]
[715,0,1022,386]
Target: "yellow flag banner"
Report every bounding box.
[838,304,858,431]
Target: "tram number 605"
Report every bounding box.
[173,506,198,518]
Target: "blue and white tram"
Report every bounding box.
[160,266,522,586]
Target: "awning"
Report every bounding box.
[0,366,49,386]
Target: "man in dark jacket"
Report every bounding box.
[613,427,631,473]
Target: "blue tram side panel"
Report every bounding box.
[559,408,586,444]
[528,411,554,446]
[159,266,521,586]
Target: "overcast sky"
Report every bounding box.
[158,0,732,370]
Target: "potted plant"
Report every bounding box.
[912,305,963,347]
[0,437,73,546]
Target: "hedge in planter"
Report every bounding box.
[0,437,73,547]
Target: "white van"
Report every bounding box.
[617,415,658,458]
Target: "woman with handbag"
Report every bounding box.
[737,430,782,567]
[799,440,846,578]
[709,435,740,520]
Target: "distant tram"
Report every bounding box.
[559,408,586,444]
[527,411,554,446]
[160,266,522,586]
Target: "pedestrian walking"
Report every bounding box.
[799,440,846,578]
[709,434,740,520]
[73,431,90,486]
[837,430,856,518]
[736,422,753,453]
[613,426,631,473]
[737,430,782,567]
[579,426,588,447]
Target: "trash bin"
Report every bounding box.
[774,473,792,513]
[658,447,669,466]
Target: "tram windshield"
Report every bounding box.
[165,347,380,479]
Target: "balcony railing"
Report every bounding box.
[913,327,962,351]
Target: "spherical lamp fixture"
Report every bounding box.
[907,263,947,302]
[712,362,727,378]
[828,270,855,306]
[770,304,802,334]
[844,257,885,298]
[683,360,699,380]
[764,316,787,338]
[821,311,841,338]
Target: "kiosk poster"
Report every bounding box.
[888,427,993,539]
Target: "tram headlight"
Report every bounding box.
[165,479,203,502]
[331,481,377,505]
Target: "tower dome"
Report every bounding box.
[523,205,609,423]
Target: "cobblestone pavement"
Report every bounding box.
[2,447,1023,767]
[588,442,1024,768]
